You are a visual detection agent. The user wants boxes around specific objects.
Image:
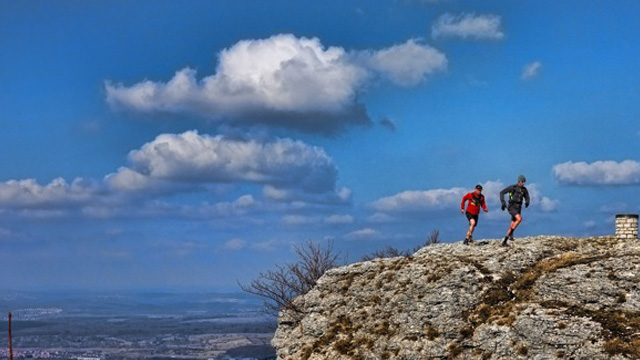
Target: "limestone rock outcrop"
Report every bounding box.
[272,236,640,359]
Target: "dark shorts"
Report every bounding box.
[466,212,479,225]
[508,204,522,221]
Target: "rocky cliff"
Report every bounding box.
[272,236,640,359]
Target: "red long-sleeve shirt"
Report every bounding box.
[461,192,487,215]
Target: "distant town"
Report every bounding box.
[1,331,275,359]
[1,291,276,360]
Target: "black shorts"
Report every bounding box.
[508,204,522,221]
[466,212,479,225]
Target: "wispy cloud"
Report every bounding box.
[223,238,247,251]
[553,160,640,185]
[379,117,397,132]
[281,213,354,227]
[282,215,319,226]
[584,220,597,229]
[324,214,354,225]
[599,202,629,213]
[401,0,448,4]
[432,13,504,40]
[521,61,543,80]
[345,228,381,240]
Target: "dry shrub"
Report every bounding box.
[239,240,341,316]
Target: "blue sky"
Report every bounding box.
[1,0,640,291]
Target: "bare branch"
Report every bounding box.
[239,239,341,319]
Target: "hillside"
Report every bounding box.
[272,236,640,359]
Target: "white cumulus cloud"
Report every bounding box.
[432,13,504,40]
[371,188,466,212]
[539,197,559,212]
[107,130,339,195]
[106,34,446,133]
[552,160,640,185]
[521,61,543,80]
[371,180,503,212]
[525,183,559,212]
[107,35,364,114]
[0,132,351,219]
[0,178,104,209]
[371,180,558,213]
[357,39,448,86]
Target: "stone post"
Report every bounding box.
[615,214,639,240]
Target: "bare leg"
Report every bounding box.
[506,215,522,234]
[467,219,476,239]
[503,215,520,247]
[506,221,515,237]
[512,214,522,231]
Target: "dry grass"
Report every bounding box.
[603,338,640,358]
[447,342,463,358]
[333,335,375,357]
[372,320,392,336]
[459,325,474,338]
[557,321,567,330]
[304,314,359,359]
[510,252,612,301]
[455,255,492,276]
[517,344,529,356]
[339,272,358,293]
[463,250,619,340]
[424,324,440,340]
[542,300,640,358]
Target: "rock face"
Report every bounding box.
[272,236,640,359]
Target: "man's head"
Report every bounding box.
[517,175,526,185]
[475,184,483,194]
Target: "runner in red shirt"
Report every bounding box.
[460,184,488,245]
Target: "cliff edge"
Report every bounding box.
[272,236,640,359]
